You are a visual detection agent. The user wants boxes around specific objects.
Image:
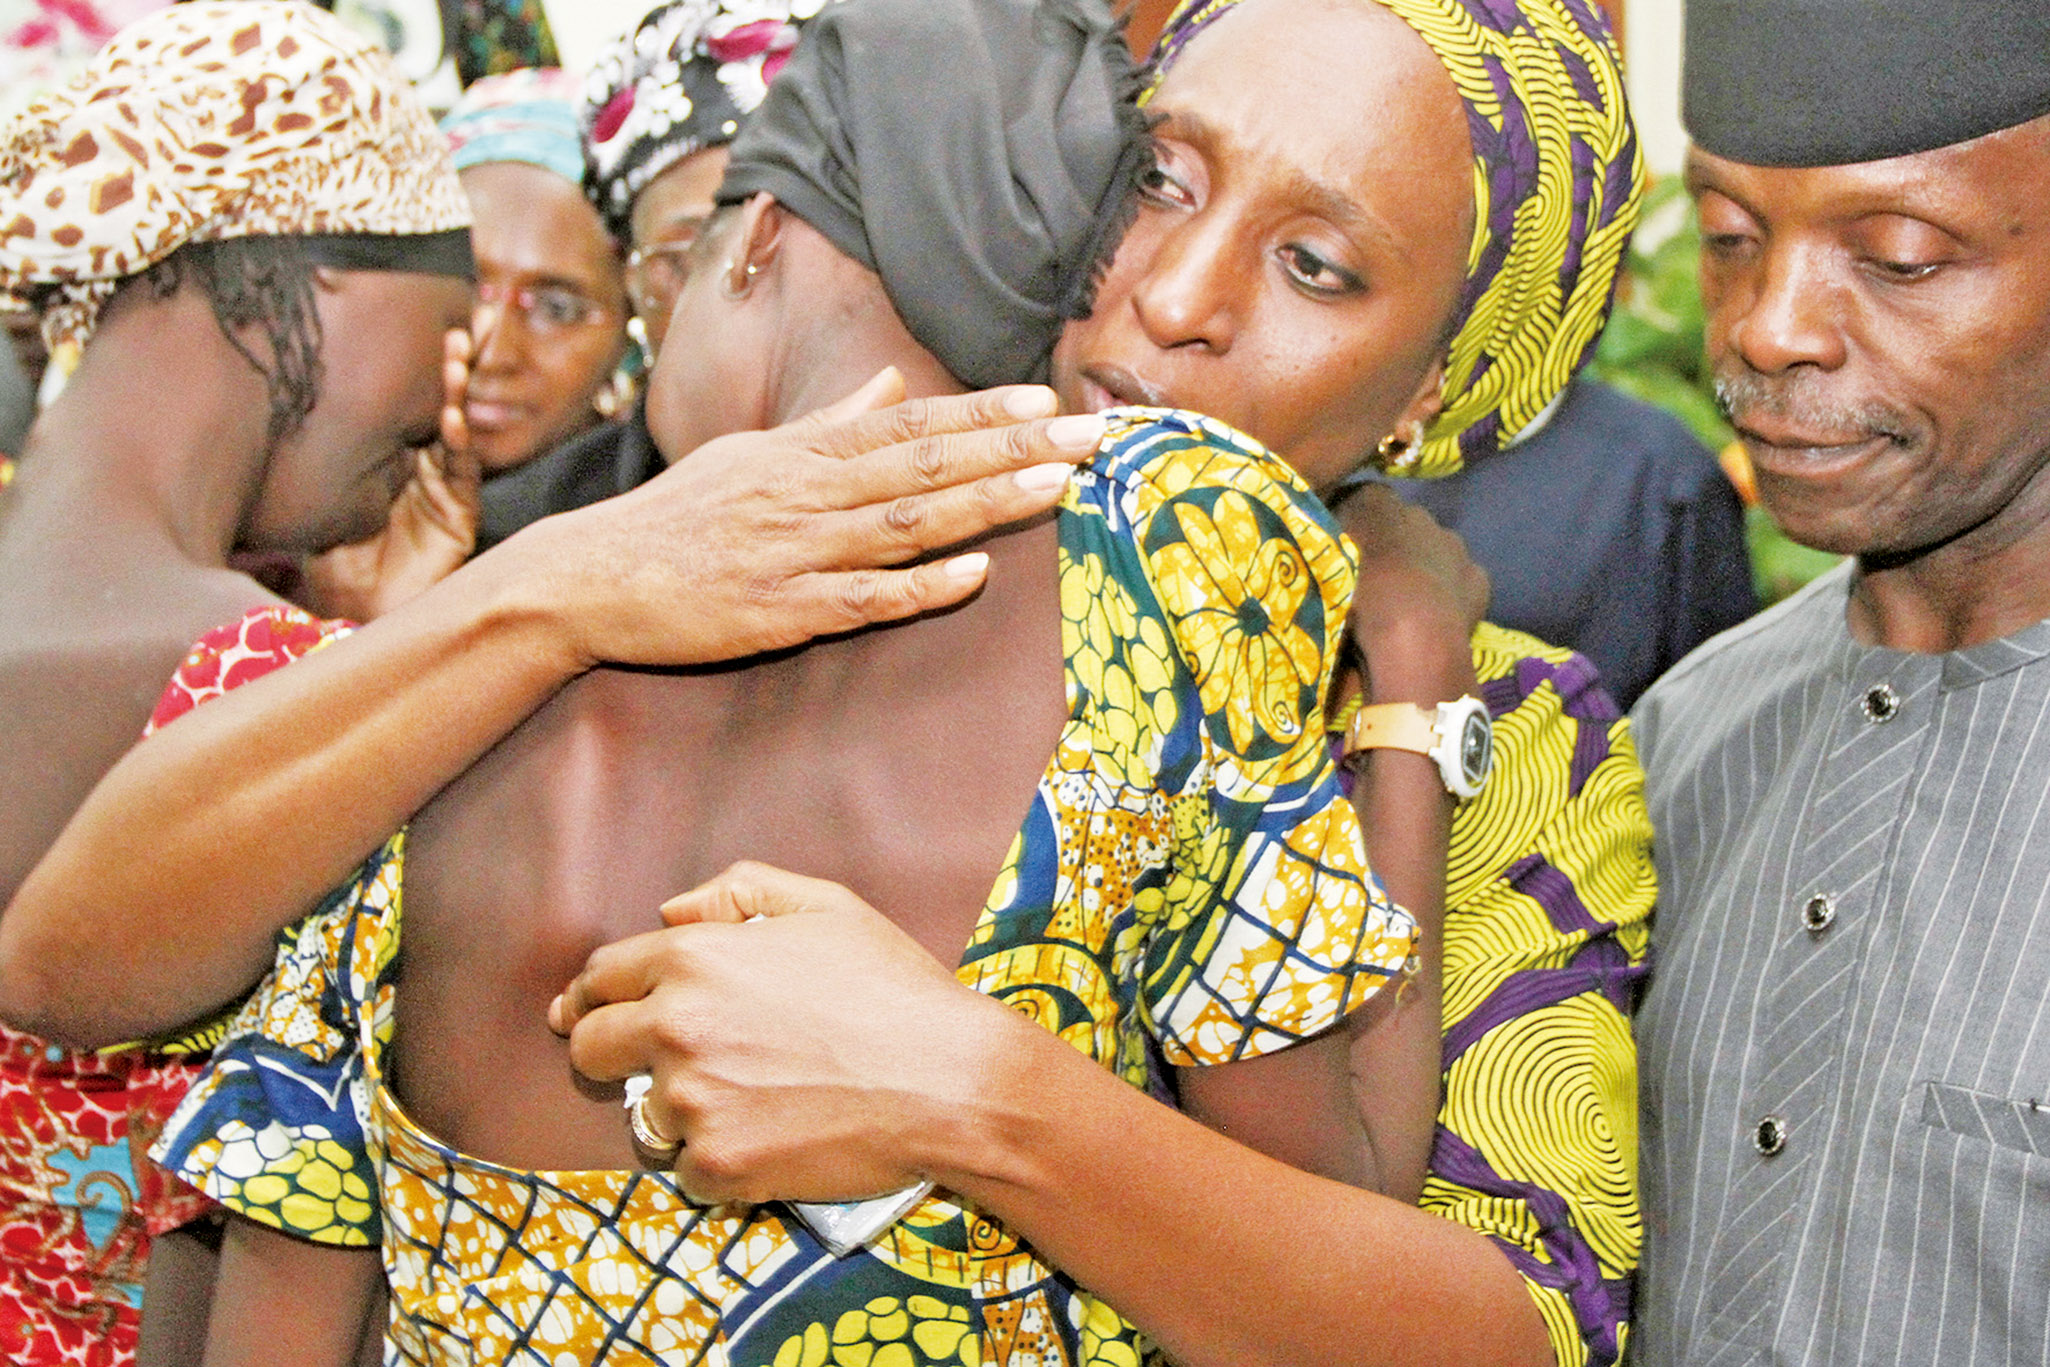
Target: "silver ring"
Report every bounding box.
[624,1075,681,1158]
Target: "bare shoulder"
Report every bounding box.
[0,562,280,901]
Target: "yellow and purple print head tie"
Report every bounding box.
[1149,0,1644,477]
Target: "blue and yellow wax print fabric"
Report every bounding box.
[154,408,1415,1366]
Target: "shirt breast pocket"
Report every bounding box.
[1920,1079,2050,1157]
[1904,1079,2050,1358]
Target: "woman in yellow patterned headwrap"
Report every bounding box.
[1050,4,1651,1364]
[1132,0,1642,478]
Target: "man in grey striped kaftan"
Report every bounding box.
[1632,2,2050,1362]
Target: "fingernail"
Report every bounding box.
[1047,414,1109,451]
[1013,461,1073,492]
[1004,386,1059,419]
[943,551,990,580]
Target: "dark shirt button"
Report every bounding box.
[1754,1114,1788,1156]
[1861,683,1900,723]
[1803,894,1836,934]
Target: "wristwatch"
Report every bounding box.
[1343,696,1494,799]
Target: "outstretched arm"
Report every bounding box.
[554,863,1553,1367]
[0,379,1108,1048]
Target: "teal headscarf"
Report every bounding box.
[440,67,586,189]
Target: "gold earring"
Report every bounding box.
[1374,421,1425,472]
[593,370,635,419]
[720,259,759,300]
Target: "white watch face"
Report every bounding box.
[1430,698,1493,799]
[1459,710,1494,790]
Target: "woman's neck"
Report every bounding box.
[767,268,968,423]
[9,303,273,570]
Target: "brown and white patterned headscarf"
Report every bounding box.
[0,1,471,350]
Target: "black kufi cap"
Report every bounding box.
[717,0,1148,390]
[1685,0,2050,167]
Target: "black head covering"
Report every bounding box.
[717,0,1149,389]
[1685,0,2050,167]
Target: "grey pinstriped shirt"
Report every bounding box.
[1632,563,2050,1366]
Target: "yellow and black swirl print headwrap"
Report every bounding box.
[1148,0,1644,477]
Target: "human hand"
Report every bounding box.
[1334,483,1486,703]
[549,862,1029,1205]
[300,330,480,621]
[503,368,1107,671]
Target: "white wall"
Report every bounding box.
[540,0,652,77]
[1625,0,1688,176]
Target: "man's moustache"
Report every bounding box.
[1713,371,1909,445]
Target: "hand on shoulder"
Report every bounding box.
[486,371,1106,673]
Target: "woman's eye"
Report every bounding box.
[1138,147,1194,208]
[1700,231,1755,260]
[533,289,592,328]
[1279,243,1363,296]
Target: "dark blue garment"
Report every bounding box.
[1361,379,1757,710]
[475,400,663,552]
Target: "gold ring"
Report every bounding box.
[624,1076,681,1158]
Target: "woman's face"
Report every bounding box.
[627,146,732,353]
[461,162,628,474]
[246,270,473,553]
[1052,0,1475,495]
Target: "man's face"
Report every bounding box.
[1691,118,2050,559]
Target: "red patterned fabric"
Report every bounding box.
[0,605,348,1365]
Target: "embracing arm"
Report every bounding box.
[955,1008,1552,1367]
[0,381,1106,1048]
[555,865,1554,1367]
[1327,483,1489,1204]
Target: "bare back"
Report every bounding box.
[395,518,1068,1170]
[0,486,278,906]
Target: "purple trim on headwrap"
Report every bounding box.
[1600,140,1639,232]
[1559,41,1604,111]
[1468,0,1525,34]
[1560,137,1595,290]
[1446,54,1532,467]
[1431,1124,1630,1365]
[1146,0,1236,85]
[1558,0,1617,49]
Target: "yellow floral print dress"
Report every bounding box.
[154,408,1417,1366]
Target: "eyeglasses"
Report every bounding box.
[624,218,710,320]
[475,280,617,335]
